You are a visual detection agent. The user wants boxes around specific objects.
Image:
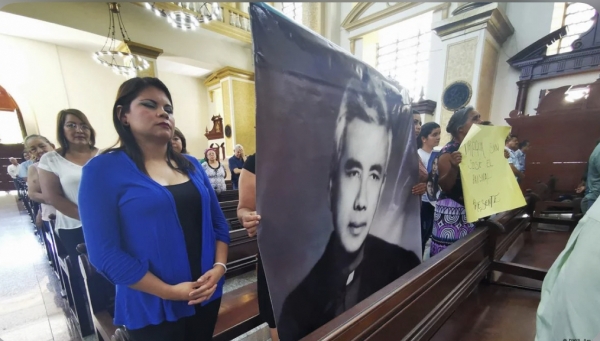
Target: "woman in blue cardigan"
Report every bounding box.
[78,77,230,341]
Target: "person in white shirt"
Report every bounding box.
[17,151,33,180]
[7,157,20,195]
[24,134,57,234]
[417,122,441,255]
[38,108,98,336]
[7,157,19,179]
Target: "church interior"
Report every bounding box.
[0,1,599,341]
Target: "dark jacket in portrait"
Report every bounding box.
[278,234,420,341]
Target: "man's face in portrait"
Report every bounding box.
[333,116,389,253]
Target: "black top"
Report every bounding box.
[243,153,256,174]
[278,235,420,341]
[165,181,203,281]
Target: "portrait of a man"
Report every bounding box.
[427,152,440,202]
[277,75,421,341]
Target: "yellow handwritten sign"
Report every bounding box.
[459,125,526,223]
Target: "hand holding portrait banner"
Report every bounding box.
[250,3,422,341]
[458,125,526,222]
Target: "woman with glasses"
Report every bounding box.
[38,109,98,335]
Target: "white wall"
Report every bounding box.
[427,8,448,122]
[57,45,124,149]
[489,2,554,125]
[0,33,209,157]
[159,71,209,158]
[0,33,69,137]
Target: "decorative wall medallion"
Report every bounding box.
[225,125,232,138]
[442,81,472,111]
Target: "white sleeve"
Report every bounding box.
[37,152,56,174]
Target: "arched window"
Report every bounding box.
[375,11,433,101]
[0,85,26,144]
[279,2,302,23]
[548,2,597,55]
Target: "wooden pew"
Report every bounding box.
[217,190,239,202]
[47,216,95,337]
[529,182,583,229]
[220,200,239,220]
[78,243,118,341]
[79,245,262,341]
[76,196,545,341]
[213,283,262,341]
[227,228,258,279]
[300,195,545,341]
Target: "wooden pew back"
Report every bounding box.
[217,190,239,202]
[303,221,504,341]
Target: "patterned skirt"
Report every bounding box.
[430,198,475,257]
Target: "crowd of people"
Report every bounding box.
[6,75,599,340]
[5,77,248,341]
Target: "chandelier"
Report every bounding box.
[144,2,222,31]
[94,3,150,77]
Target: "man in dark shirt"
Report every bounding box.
[278,78,420,341]
[228,144,245,190]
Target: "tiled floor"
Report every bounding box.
[0,194,85,341]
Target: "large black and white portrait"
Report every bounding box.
[250,3,422,340]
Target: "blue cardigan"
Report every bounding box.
[78,151,230,330]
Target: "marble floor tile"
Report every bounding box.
[0,316,53,341]
[223,270,258,293]
[0,303,48,332]
[48,312,82,341]
[0,195,83,341]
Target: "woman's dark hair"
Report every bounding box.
[173,128,188,154]
[56,109,96,156]
[519,140,530,149]
[505,134,517,143]
[104,77,194,175]
[417,122,441,148]
[204,148,218,161]
[446,106,474,139]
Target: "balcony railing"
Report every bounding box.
[136,2,251,43]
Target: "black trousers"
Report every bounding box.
[128,298,222,341]
[257,254,277,328]
[420,201,435,254]
[57,227,93,336]
[57,227,86,268]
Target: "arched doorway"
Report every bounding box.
[0,85,27,192]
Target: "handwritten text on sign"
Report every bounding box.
[458,125,526,223]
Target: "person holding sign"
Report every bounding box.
[430,106,482,257]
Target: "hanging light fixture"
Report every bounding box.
[94,3,150,77]
[143,2,222,31]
